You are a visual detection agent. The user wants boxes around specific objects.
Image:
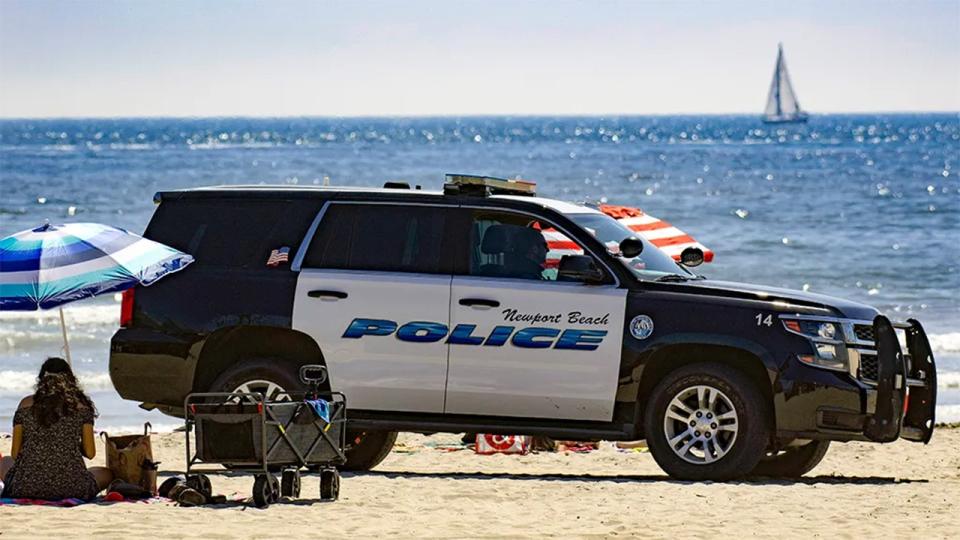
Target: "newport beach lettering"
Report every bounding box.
[501,308,609,326]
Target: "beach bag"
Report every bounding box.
[475,434,531,455]
[101,423,158,495]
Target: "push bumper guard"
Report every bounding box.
[864,315,937,443]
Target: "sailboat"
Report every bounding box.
[763,43,809,124]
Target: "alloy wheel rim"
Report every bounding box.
[230,379,290,402]
[662,384,739,465]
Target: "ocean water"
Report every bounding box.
[1,114,958,431]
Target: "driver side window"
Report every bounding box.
[468,210,590,282]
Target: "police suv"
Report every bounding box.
[110,175,938,480]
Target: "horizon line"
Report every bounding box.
[1,110,958,122]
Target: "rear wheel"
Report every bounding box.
[209,358,303,402]
[341,430,397,471]
[644,363,770,481]
[751,440,831,478]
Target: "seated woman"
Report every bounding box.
[0,357,113,501]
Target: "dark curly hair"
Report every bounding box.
[33,357,97,428]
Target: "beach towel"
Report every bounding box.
[305,399,331,423]
[0,495,163,507]
[0,497,88,507]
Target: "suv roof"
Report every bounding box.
[157,184,603,216]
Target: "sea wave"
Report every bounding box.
[0,303,119,325]
[0,370,115,397]
[928,332,960,354]
[936,404,960,424]
[939,371,960,389]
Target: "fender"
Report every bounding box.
[191,324,327,394]
[617,332,781,432]
[625,332,781,383]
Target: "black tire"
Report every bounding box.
[751,440,831,478]
[341,430,397,471]
[252,474,274,508]
[208,358,304,402]
[644,363,770,481]
[281,469,301,498]
[319,468,340,501]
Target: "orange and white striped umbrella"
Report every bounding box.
[542,204,713,268]
[597,204,714,263]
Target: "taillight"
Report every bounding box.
[120,288,135,327]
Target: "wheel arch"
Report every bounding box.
[635,338,777,437]
[192,325,327,393]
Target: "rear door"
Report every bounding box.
[291,202,455,413]
[444,208,627,421]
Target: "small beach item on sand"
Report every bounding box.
[555,441,600,453]
[0,222,193,363]
[101,423,157,495]
[475,434,532,455]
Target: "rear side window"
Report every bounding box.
[145,198,318,268]
[303,204,451,274]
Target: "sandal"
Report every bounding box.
[166,483,207,507]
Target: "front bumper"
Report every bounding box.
[862,316,937,443]
[776,316,937,443]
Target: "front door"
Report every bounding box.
[292,202,454,413]
[444,209,627,421]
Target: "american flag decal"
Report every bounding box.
[266,246,291,267]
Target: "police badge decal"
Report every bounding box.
[629,315,654,340]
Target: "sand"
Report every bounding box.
[1,427,959,539]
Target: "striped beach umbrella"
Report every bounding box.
[544,204,714,269]
[597,204,714,263]
[0,222,193,361]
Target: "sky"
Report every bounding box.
[0,0,957,118]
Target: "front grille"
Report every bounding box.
[860,353,879,381]
[854,324,875,342]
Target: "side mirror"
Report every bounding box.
[679,247,704,268]
[619,237,644,258]
[557,255,606,283]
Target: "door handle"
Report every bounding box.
[459,298,500,308]
[308,290,348,300]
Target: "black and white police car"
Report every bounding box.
[110,174,938,480]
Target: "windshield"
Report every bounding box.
[567,212,695,280]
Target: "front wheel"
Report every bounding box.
[644,363,770,481]
[751,440,831,478]
[341,430,397,471]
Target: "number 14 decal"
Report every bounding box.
[755,314,774,327]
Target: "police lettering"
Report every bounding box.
[342,318,607,351]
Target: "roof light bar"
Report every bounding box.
[443,174,537,197]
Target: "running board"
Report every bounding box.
[348,411,635,441]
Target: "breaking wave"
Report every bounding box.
[0,370,115,397]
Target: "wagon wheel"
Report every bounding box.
[281,469,302,498]
[252,475,273,508]
[319,468,340,501]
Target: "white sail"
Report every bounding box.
[763,44,806,122]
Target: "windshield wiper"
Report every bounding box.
[654,273,691,282]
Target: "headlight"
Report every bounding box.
[783,319,841,341]
[783,318,848,372]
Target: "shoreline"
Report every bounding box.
[2,428,959,537]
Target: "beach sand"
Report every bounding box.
[2,428,959,538]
